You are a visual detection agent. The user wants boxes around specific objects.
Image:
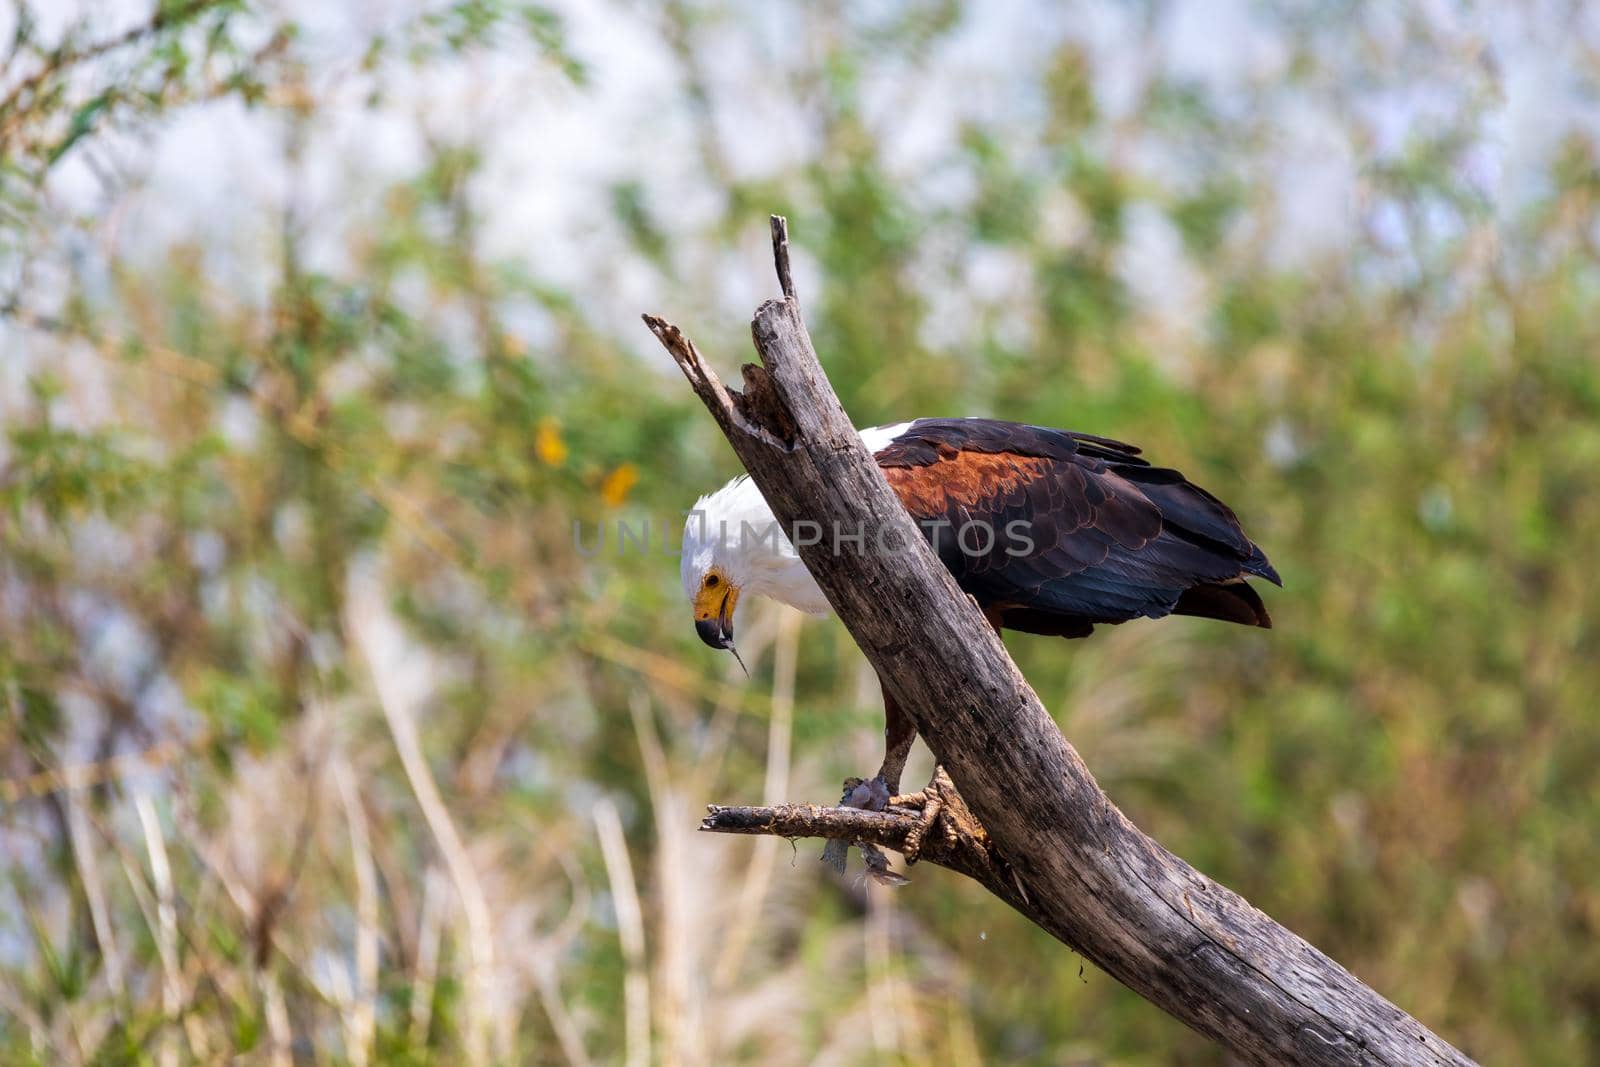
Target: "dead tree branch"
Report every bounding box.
[701,768,1014,899]
[644,216,1476,1067]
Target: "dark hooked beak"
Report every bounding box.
[695,598,747,675]
[695,616,731,649]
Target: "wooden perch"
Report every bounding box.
[644,216,1476,1066]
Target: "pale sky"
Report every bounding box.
[6,0,1599,371]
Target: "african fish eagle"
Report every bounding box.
[681,417,1280,809]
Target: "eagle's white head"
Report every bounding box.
[681,423,910,655]
[680,475,829,653]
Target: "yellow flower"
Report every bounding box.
[600,463,639,507]
[534,418,567,467]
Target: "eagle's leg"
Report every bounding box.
[876,687,918,798]
[842,686,916,812]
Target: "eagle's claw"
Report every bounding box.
[901,770,948,865]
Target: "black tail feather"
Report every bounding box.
[1172,581,1272,628]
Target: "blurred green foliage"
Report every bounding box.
[1,2,1598,1065]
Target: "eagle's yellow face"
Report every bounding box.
[691,565,740,649]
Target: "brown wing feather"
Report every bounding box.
[874,418,1278,638]
[882,451,1055,517]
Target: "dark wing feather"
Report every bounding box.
[875,418,1278,638]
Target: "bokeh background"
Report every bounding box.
[2,2,1598,1063]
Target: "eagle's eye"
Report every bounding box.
[704,574,720,588]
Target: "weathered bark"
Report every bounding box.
[645,216,1476,1066]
